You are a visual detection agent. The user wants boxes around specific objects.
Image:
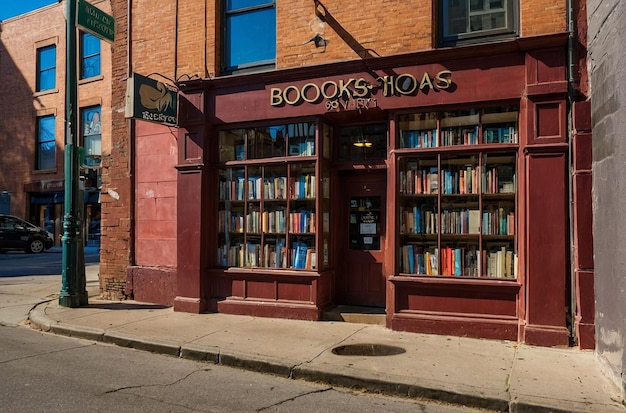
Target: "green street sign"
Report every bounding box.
[76,0,115,43]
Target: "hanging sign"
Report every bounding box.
[125,72,178,126]
[76,0,115,43]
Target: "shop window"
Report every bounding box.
[438,0,517,47]
[36,45,56,92]
[36,115,56,170]
[217,121,331,271]
[338,124,388,161]
[397,106,518,279]
[223,0,276,74]
[80,32,101,79]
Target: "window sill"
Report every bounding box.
[32,168,58,175]
[79,75,104,85]
[33,88,59,97]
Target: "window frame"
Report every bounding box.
[438,0,518,47]
[79,32,101,80]
[36,115,56,170]
[222,0,276,75]
[36,44,56,92]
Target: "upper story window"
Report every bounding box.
[80,32,101,79]
[36,45,56,92]
[36,115,56,170]
[81,106,102,167]
[439,0,517,46]
[223,0,276,74]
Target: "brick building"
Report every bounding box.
[0,0,112,245]
[102,0,593,348]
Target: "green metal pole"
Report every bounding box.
[60,0,87,307]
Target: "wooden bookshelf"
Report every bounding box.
[217,121,329,271]
[397,107,518,279]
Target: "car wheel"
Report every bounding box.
[27,239,45,254]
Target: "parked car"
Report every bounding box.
[0,214,54,254]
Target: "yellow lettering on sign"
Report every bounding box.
[435,70,453,89]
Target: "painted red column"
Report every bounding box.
[174,91,209,313]
[572,101,595,349]
[523,97,570,346]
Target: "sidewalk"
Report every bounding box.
[25,270,625,413]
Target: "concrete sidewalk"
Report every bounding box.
[21,273,623,413]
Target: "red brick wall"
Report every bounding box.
[521,1,567,36]
[101,0,131,299]
[118,0,568,83]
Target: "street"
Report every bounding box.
[0,326,489,413]
[0,246,100,277]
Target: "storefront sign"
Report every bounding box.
[270,70,452,110]
[125,72,178,126]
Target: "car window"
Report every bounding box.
[1,217,33,230]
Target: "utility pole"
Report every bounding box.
[59,0,88,307]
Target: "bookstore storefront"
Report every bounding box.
[172,35,571,346]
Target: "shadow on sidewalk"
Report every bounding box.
[86,302,170,310]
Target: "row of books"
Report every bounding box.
[399,244,517,278]
[441,126,479,146]
[401,166,515,196]
[400,206,514,236]
[399,125,517,148]
[440,209,482,235]
[441,166,479,195]
[399,206,439,235]
[218,209,316,234]
[218,174,317,201]
[399,167,439,195]
[216,241,316,269]
[482,165,516,194]
[400,129,438,148]
[482,207,515,235]
[483,126,518,144]
[289,140,315,157]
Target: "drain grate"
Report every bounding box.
[331,343,406,356]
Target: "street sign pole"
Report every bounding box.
[59,0,87,307]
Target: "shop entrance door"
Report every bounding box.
[337,171,387,307]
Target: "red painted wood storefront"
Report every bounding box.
[170,35,571,346]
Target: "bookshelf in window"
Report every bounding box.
[217,121,328,272]
[397,106,519,149]
[397,106,518,280]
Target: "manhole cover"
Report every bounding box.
[331,344,406,356]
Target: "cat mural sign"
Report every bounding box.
[125,73,178,126]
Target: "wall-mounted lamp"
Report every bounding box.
[353,136,373,148]
[305,16,327,52]
[304,34,328,51]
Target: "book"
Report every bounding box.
[293,243,307,269]
[469,210,481,234]
[407,244,415,274]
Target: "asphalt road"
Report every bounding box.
[0,326,490,413]
[0,246,100,277]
